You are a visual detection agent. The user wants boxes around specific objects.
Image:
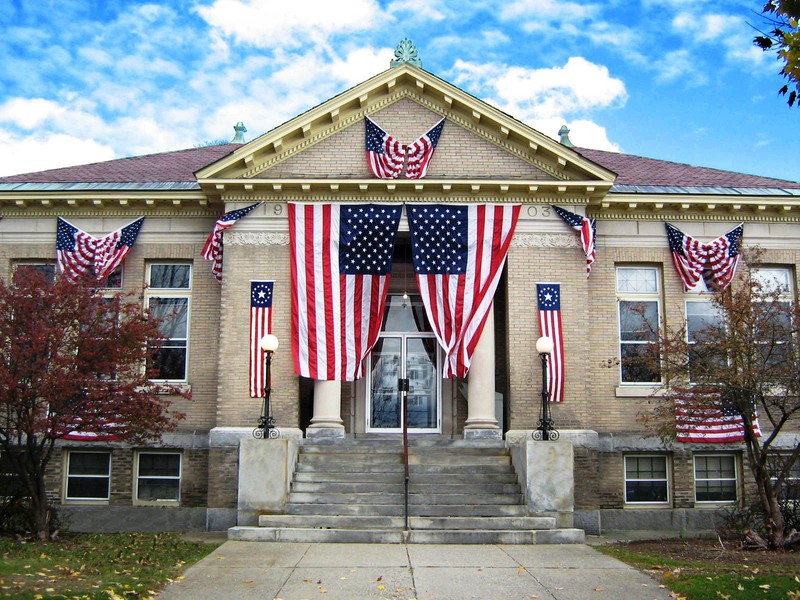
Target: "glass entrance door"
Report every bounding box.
[367,295,440,433]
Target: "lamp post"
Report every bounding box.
[253,334,279,439]
[533,336,559,441]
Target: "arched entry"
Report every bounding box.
[366,293,441,433]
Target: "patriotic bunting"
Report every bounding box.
[552,205,596,276]
[288,202,402,381]
[405,118,445,179]
[675,392,762,443]
[365,117,406,179]
[407,203,520,378]
[202,202,262,282]
[249,281,274,397]
[666,223,743,291]
[536,283,565,403]
[56,217,144,283]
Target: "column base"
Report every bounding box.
[306,426,346,439]
[463,428,503,440]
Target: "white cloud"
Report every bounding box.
[0,131,115,177]
[532,118,619,151]
[0,98,65,130]
[452,57,627,120]
[197,0,386,48]
[500,0,599,24]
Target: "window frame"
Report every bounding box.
[751,266,794,373]
[624,454,671,506]
[64,451,112,503]
[133,451,182,505]
[616,266,662,385]
[693,453,739,505]
[144,263,192,383]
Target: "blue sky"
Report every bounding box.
[0,0,797,181]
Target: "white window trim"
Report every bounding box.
[623,454,671,506]
[145,263,192,384]
[64,450,111,503]
[616,266,662,386]
[693,453,739,505]
[133,451,182,506]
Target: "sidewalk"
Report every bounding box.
[156,540,675,600]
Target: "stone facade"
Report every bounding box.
[1,63,798,535]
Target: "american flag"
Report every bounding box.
[93,217,144,280]
[249,281,274,397]
[202,202,262,282]
[407,204,520,378]
[289,202,402,381]
[56,217,96,282]
[536,283,565,403]
[405,118,445,180]
[666,223,743,292]
[57,217,144,283]
[365,117,405,179]
[552,205,596,276]
[676,393,761,443]
[61,417,124,441]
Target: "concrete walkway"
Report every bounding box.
[156,541,674,600]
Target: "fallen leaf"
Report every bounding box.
[594,587,604,592]
[738,584,744,591]
[377,576,383,582]
[244,579,253,584]
[518,567,526,574]
[758,584,770,590]
[377,584,385,591]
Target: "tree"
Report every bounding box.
[638,249,800,549]
[754,0,800,106]
[0,268,186,539]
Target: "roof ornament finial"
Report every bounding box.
[390,38,422,68]
[558,125,574,148]
[231,122,247,143]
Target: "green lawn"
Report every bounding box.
[595,542,800,600]
[0,532,221,600]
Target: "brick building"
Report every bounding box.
[1,56,798,539]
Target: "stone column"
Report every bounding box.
[464,304,500,438]
[306,379,345,438]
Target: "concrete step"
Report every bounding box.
[298,454,403,464]
[257,514,556,531]
[229,526,585,545]
[409,516,556,530]
[290,481,520,494]
[295,462,405,473]
[293,472,405,483]
[287,492,523,505]
[409,464,515,474]
[284,503,530,517]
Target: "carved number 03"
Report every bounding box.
[526,205,551,218]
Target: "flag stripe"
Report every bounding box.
[201,202,261,282]
[675,397,761,443]
[536,283,565,403]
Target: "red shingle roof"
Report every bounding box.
[576,147,800,189]
[0,141,797,190]
[0,144,240,184]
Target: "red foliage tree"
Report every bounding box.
[0,268,186,539]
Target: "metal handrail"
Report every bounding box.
[399,378,410,531]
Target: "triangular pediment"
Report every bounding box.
[196,64,614,202]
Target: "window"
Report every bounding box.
[13,261,56,283]
[135,452,181,503]
[617,267,661,383]
[65,451,111,501]
[752,267,794,371]
[102,266,123,289]
[625,455,669,504]
[694,454,738,503]
[0,451,27,499]
[145,264,191,381]
[768,454,800,504]
[685,299,724,382]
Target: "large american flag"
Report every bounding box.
[666,223,743,291]
[536,283,565,403]
[202,202,262,282]
[405,118,445,180]
[56,217,144,283]
[552,205,596,276]
[249,281,274,397]
[676,393,761,443]
[289,203,402,381]
[365,117,405,179]
[407,204,520,378]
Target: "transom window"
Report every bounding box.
[694,454,738,503]
[617,267,661,383]
[65,451,111,501]
[145,264,191,382]
[625,455,669,504]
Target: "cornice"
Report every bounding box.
[0,190,218,217]
[592,194,800,222]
